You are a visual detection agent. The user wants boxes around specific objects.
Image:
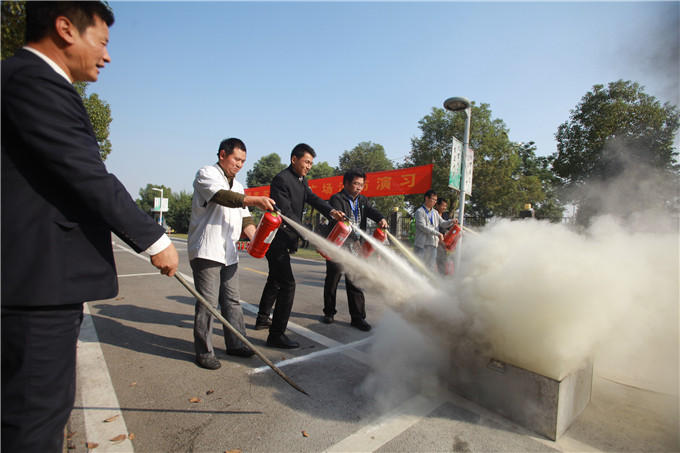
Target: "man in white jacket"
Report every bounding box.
[188,138,275,370]
[414,189,455,271]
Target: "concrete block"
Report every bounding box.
[449,346,593,440]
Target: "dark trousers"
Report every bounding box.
[2,303,84,453]
[258,242,296,335]
[323,259,366,320]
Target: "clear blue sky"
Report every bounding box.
[93,1,680,196]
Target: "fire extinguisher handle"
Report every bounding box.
[272,205,281,213]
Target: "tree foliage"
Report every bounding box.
[1,0,114,161]
[553,80,680,223]
[246,153,286,188]
[338,141,404,217]
[406,104,560,220]
[74,83,113,160]
[137,184,172,216]
[1,1,24,60]
[165,190,193,234]
[307,161,336,180]
[554,80,679,188]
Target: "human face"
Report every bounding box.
[219,148,246,178]
[435,202,447,215]
[291,152,314,177]
[424,194,438,210]
[344,177,365,198]
[66,15,111,82]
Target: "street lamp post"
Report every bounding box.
[444,96,472,271]
[152,187,163,227]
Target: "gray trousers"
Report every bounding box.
[414,245,437,272]
[190,258,246,357]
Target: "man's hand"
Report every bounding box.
[150,243,179,277]
[378,218,388,229]
[244,195,276,211]
[330,209,346,221]
[437,233,445,242]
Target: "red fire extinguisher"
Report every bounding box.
[318,219,352,260]
[361,227,386,258]
[442,224,462,251]
[247,209,282,258]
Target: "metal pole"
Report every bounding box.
[174,273,309,396]
[455,107,471,271]
[159,188,163,228]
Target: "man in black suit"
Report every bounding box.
[322,169,388,331]
[1,3,179,451]
[255,143,345,349]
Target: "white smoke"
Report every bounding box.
[284,209,679,397]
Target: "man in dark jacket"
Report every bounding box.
[1,3,178,451]
[256,144,345,348]
[322,169,388,331]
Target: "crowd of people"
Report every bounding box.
[1,3,459,451]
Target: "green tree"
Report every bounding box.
[516,141,564,220]
[74,83,113,160]
[553,81,679,224]
[165,190,193,234]
[338,141,404,218]
[1,0,114,161]
[407,103,557,220]
[307,161,336,180]
[1,1,24,59]
[136,184,172,218]
[246,153,286,187]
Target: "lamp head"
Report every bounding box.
[444,96,471,112]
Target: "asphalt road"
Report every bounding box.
[64,236,679,452]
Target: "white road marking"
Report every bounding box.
[78,303,134,452]
[323,394,444,453]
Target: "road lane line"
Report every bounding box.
[78,303,134,452]
[323,394,444,453]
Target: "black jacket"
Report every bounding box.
[269,165,334,252]
[327,190,385,245]
[1,49,165,306]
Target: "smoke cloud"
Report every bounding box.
[285,188,679,398]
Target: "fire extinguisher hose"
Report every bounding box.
[174,273,309,396]
[384,230,440,285]
[459,224,479,235]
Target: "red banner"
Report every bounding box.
[244,164,433,200]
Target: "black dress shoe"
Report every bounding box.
[266,333,299,349]
[350,318,372,332]
[322,315,334,324]
[196,355,221,370]
[255,317,272,330]
[226,347,255,358]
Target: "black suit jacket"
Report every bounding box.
[269,165,334,251]
[1,49,165,306]
[327,190,385,239]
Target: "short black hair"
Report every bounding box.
[435,197,447,206]
[343,168,366,185]
[291,143,316,160]
[217,138,246,157]
[424,189,437,200]
[26,2,115,43]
